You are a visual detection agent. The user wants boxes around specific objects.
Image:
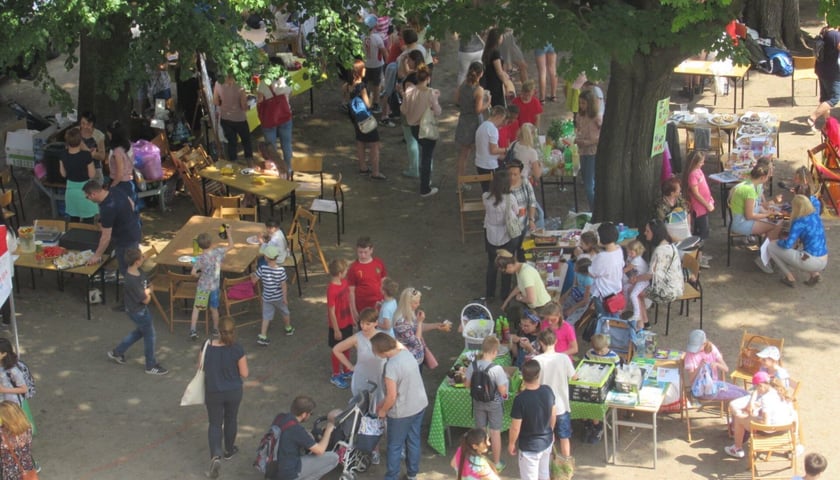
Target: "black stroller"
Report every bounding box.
[312,382,382,480]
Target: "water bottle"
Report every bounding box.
[564,148,573,176]
[192,238,200,256]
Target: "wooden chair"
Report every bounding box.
[0,167,24,222]
[791,56,818,105]
[731,332,784,387]
[218,206,258,222]
[140,246,170,329]
[787,378,804,446]
[209,194,242,218]
[222,275,262,329]
[167,271,208,335]
[289,206,328,273]
[283,228,307,296]
[457,174,493,243]
[653,253,703,335]
[726,205,756,266]
[808,143,840,215]
[309,174,345,245]
[291,156,325,200]
[683,362,731,442]
[0,190,18,230]
[749,420,798,479]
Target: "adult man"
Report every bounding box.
[534,329,576,476]
[372,333,427,480]
[83,180,141,274]
[273,395,339,480]
[808,26,840,132]
[508,359,556,480]
[474,105,509,191]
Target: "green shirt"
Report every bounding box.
[729,181,759,216]
[517,263,552,309]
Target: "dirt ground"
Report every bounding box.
[0,8,838,480]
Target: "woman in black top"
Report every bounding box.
[59,126,98,221]
[481,28,516,107]
[202,317,249,478]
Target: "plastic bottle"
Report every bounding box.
[192,237,200,256]
[495,316,504,338]
[546,263,554,288]
[501,316,510,343]
[564,148,573,176]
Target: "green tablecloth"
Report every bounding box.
[570,400,609,421]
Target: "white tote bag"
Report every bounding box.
[180,340,210,406]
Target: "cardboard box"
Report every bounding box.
[4,125,59,169]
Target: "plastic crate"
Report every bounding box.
[569,360,616,403]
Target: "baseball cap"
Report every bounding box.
[686,329,706,353]
[262,245,280,260]
[364,14,378,30]
[756,346,780,361]
[752,371,771,385]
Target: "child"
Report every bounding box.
[252,245,293,346]
[377,277,399,336]
[794,452,828,480]
[464,336,509,472]
[582,333,618,443]
[258,218,288,267]
[512,80,543,129]
[510,311,540,367]
[450,428,501,480]
[537,302,577,357]
[622,240,649,328]
[682,151,715,242]
[327,258,354,389]
[347,236,388,322]
[573,231,600,260]
[497,105,520,149]
[589,223,625,317]
[561,257,593,325]
[190,228,233,340]
[107,248,168,375]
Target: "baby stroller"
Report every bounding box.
[312,382,382,480]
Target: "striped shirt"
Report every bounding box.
[256,264,288,302]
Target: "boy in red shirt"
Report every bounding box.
[497,106,520,149]
[512,80,543,129]
[327,258,354,389]
[347,236,387,321]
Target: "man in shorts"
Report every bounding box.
[808,26,840,132]
[363,14,387,114]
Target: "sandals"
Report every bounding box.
[546,96,556,103]
[780,277,796,288]
[804,275,821,287]
[370,173,387,180]
[806,117,819,133]
[358,168,371,175]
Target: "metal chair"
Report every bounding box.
[309,174,344,244]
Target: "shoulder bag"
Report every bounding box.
[181,340,210,406]
[645,245,683,304]
[257,85,292,129]
[418,91,439,140]
[504,194,523,238]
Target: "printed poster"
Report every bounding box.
[651,96,670,158]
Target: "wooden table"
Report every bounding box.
[156,216,266,274]
[14,251,110,320]
[673,61,751,112]
[197,161,298,217]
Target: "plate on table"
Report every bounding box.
[740,112,767,124]
[709,113,738,127]
[680,114,696,125]
[738,124,770,137]
[246,235,261,245]
[240,168,256,175]
[177,255,195,263]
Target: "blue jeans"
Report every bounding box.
[580,154,596,210]
[385,409,425,480]
[115,307,157,369]
[410,126,436,194]
[262,120,293,175]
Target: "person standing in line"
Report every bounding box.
[202,317,248,478]
[508,359,556,480]
[474,106,509,192]
[213,74,253,165]
[401,64,442,197]
[362,14,388,114]
[107,248,168,375]
[372,333,428,480]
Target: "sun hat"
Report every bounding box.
[263,245,280,260]
[756,346,780,361]
[752,371,771,385]
[364,14,378,30]
[686,329,706,353]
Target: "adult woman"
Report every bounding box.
[724,372,795,459]
[507,159,537,255]
[399,50,426,179]
[256,75,294,177]
[768,194,828,287]
[654,176,690,222]
[60,127,98,221]
[0,401,36,480]
[213,74,253,165]
[79,111,106,184]
[728,164,781,238]
[535,44,558,103]
[203,317,249,478]
[497,250,551,311]
[575,89,602,210]
[393,288,448,366]
[106,121,136,203]
[683,329,748,401]
[348,59,385,179]
[631,219,682,327]
[483,169,516,300]
[513,122,542,187]
[0,339,28,406]
[332,308,386,401]
[402,64,442,196]
[454,61,486,181]
[481,28,516,107]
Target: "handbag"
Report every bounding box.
[180,340,210,406]
[602,291,626,314]
[3,432,37,480]
[256,85,292,128]
[418,105,439,140]
[738,335,769,375]
[357,115,378,134]
[422,342,439,369]
[691,362,720,398]
[504,195,523,238]
[645,245,683,304]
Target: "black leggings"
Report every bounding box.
[205,388,243,458]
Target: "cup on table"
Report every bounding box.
[679,103,688,113]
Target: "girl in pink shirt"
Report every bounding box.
[538,302,578,357]
[682,151,715,240]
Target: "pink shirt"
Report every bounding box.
[684,343,723,380]
[688,168,714,216]
[541,320,576,354]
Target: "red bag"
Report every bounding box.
[257,86,292,128]
[603,292,626,314]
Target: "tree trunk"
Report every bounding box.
[77,14,133,128]
[743,0,801,51]
[594,50,681,227]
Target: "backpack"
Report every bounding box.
[469,362,497,403]
[254,414,296,478]
[350,86,372,122]
[759,46,793,77]
[501,141,518,168]
[7,361,35,399]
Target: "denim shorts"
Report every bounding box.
[534,43,555,55]
[730,213,754,236]
[554,411,572,439]
[195,288,220,310]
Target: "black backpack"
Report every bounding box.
[254,414,296,478]
[470,362,497,403]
